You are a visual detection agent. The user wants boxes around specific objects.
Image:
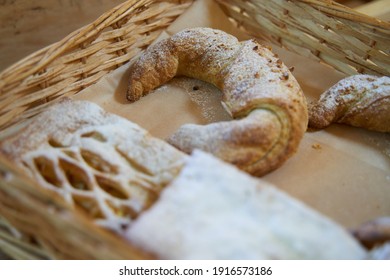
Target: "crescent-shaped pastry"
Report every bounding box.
[127,28,308,176]
[308,75,390,132]
[352,216,390,250]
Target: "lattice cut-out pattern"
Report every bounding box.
[0,98,186,235]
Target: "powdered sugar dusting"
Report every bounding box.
[364,134,390,158]
[320,75,390,110]
[171,77,232,123]
[172,28,240,80]
[309,74,390,131]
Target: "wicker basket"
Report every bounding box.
[0,0,389,259]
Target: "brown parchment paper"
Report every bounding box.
[74,0,390,229]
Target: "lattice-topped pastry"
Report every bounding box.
[0,98,187,234]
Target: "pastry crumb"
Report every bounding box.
[311,143,322,150]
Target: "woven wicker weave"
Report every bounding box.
[217,0,390,76]
[0,0,389,259]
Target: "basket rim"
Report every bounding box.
[1,0,389,82]
[298,0,390,28]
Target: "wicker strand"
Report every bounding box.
[0,0,193,130]
[216,0,389,76]
[0,156,153,259]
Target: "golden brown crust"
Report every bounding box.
[127,28,308,176]
[308,75,390,132]
[352,217,390,250]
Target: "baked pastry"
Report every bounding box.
[126,27,308,176]
[352,216,390,249]
[352,216,390,260]
[308,75,390,132]
[0,98,187,234]
[127,150,366,259]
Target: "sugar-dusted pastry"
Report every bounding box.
[0,98,187,234]
[309,75,390,132]
[127,150,366,260]
[126,27,308,176]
